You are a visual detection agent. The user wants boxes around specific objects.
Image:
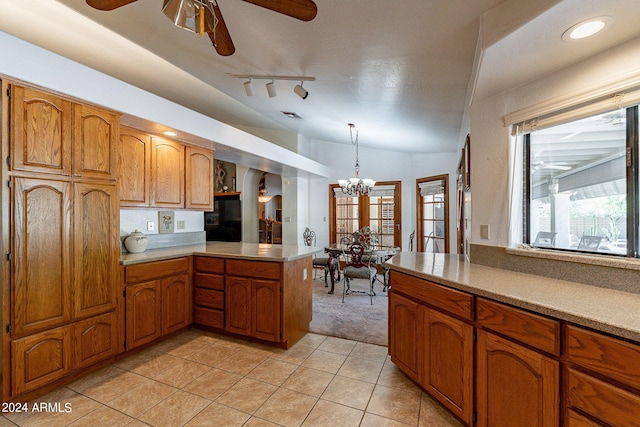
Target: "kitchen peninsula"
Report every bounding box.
[121,242,321,351]
[385,252,640,426]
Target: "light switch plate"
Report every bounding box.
[147,221,155,231]
[177,220,185,230]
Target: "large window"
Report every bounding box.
[330,181,401,247]
[525,106,638,257]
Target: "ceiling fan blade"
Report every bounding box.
[242,0,318,21]
[207,2,235,56]
[86,0,138,11]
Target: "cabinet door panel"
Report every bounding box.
[73,312,119,369]
[126,281,162,350]
[252,280,281,342]
[388,291,421,382]
[12,177,72,336]
[185,146,213,210]
[162,274,192,335]
[74,182,119,319]
[424,308,473,425]
[151,138,184,208]
[225,276,251,336]
[73,104,118,180]
[476,330,559,427]
[10,85,72,175]
[12,326,72,395]
[119,128,151,206]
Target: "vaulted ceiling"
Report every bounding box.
[2,0,640,157]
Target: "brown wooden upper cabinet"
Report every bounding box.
[119,127,151,207]
[185,146,214,210]
[119,128,214,210]
[10,85,118,180]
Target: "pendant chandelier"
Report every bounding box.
[337,124,376,196]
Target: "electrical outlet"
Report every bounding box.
[177,220,185,230]
[147,221,155,232]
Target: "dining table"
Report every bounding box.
[323,244,401,294]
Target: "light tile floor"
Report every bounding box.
[0,329,464,427]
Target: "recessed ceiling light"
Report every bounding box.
[163,131,177,137]
[562,16,613,41]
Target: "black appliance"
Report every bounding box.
[205,194,242,242]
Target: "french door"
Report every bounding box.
[417,175,449,253]
[329,181,402,247]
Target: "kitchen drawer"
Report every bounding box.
[194,272,224,290]
[194,256,224,274]
[566,324,640,390]
[195,288,224,310]
[226,259,280,280]
[389,271,473,321]
[566,368,640,427]
[125,257,190,283]
[194,307,224,328]
[476,298,560,356]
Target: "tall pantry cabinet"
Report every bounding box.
[1,81,121,400]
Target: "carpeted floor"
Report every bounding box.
[309,274,388,347]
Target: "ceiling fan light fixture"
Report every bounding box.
[244,80,254,96]
[162,0,215,34]
[294,83,308,99]
[266,80,277,98]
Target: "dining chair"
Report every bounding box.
[303,227,330,286]
[341,241,377,304]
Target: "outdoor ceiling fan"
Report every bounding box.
[85,0,318,56]
[531,160,571,172]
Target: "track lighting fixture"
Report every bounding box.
[294,82,308,99]
[228,74,315,99]
[243,79,254,96]
[266,80,277,98]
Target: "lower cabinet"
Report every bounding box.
[423,308,473,424]
[388,292,421,382]
[193,256,225,329]
[126,280,162,349]
[73,311,120,370]
[11,326,73,396]
[388,272,474,426]
[476,330,559,427]
[124,257,191,351]
[565,324,640,427]
[226,276,281,342]
[11,311,120,396]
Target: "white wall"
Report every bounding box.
[306,139,458,251]
[470,34,640,247]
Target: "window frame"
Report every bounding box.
[329,181,402,247]
[523,105,639,258]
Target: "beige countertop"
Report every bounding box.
[385,252,640,342]
[120,242,323,265]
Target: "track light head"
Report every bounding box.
[294,83,308,99]
[243,80,254,96]
[266,80,277,98]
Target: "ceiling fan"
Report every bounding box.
[531,160,571,172]
[85,0,318,56]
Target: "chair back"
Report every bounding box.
[344,242,368,268]
[577,235,603,250]
[533,231,557,248]
[303,227,316,246]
